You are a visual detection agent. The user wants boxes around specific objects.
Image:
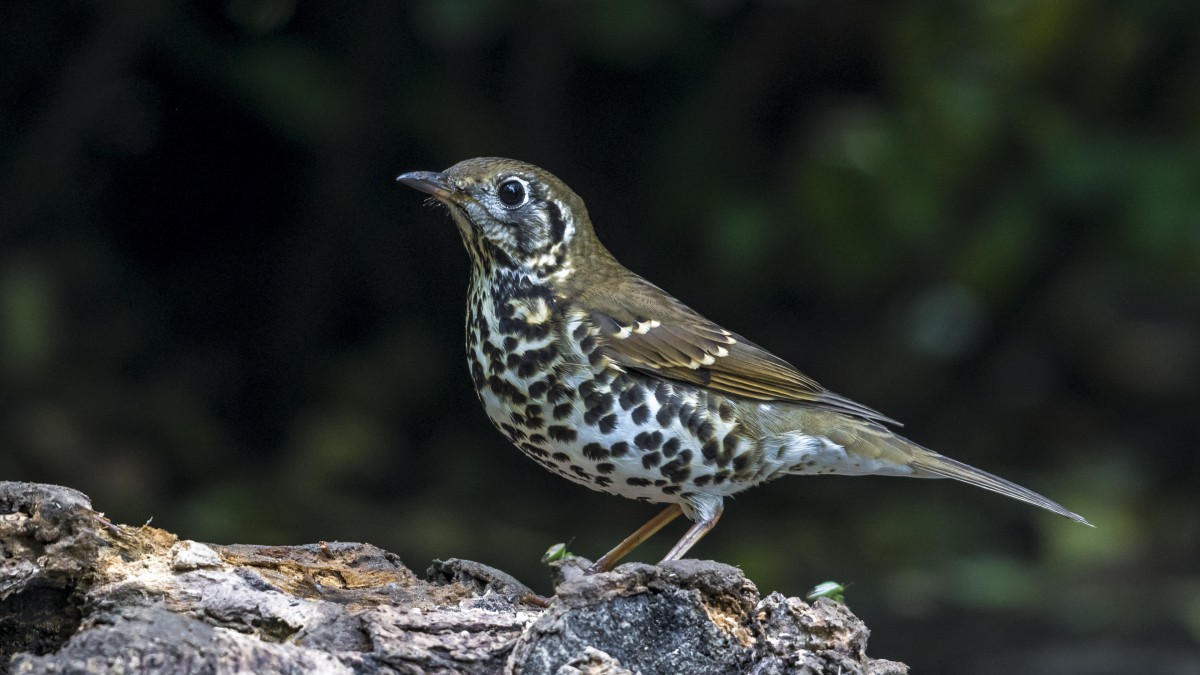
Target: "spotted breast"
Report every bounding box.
[465,267,764,516]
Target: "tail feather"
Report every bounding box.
[828,423,1091,526]
[907,449,1092,526]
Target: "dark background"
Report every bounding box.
[3,1,1199,672]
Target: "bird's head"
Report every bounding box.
[398,157,598,279]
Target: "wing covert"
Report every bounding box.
[578,285,898,426]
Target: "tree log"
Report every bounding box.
[0,482,906,674]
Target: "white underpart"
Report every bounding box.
[760,432,916,477]
[680,493,723,523]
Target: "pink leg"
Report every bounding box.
[588,503,683,573]
[660,504,723,563]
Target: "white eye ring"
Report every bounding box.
[496,177,530,209]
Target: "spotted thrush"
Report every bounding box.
[397,157,1090,572]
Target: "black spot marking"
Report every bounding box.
[547,201,567,243]
[595,476,613,488]
[610,441,631,457]
[631,405,651,425]
[662,485,682,495]
[642,452,662,469]
[583,443,608,461]
[598,414,618,434]
[696,420,716,442]
[635,431,663,450]
[580,335,597,353]
[488,377,527,405]
[547,426,577,443]
[627,477,651,487]
[656,400,681,427]
[611,373,634,392]
[678,404,696,429]
[499,423,526,441]
[732,453,751,473]
[596,462,616,474]
[504,336,519,350]
[583,390,614,415]
[701,440,719,463]
[618,385,645,410]
[520,442,549,458]
[552,403,573,420]
[547,383,574,404]
[552,452,570,462]
[572,323,589,340]
[517,346,558,378]
[662,437,681,457]
[718,401,735,422]
[528,380,549,398]
[723,433,741,455]
[660,459,690,483]
[693,475,712,487]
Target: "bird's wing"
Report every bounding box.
[579,276,899,426]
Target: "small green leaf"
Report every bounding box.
[541,542,572,564]
[807,581,847,604]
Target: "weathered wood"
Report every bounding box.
[0,482,906,674]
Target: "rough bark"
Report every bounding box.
[0,481,906,674]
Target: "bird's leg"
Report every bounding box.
[587,503,683,573]
[659,504,723,563]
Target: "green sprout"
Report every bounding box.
[541,542,573,564]
[806,581,847,604]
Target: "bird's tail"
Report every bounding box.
[905,444,1091,526]
[828,424,1092,526]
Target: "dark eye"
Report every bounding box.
[497,178,528,208]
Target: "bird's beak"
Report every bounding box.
[396,171,457,202]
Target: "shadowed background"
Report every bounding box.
[2,1,1198,672]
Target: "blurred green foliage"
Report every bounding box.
[2,1,1198,672]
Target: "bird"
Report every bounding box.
[396,157,1090,573]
